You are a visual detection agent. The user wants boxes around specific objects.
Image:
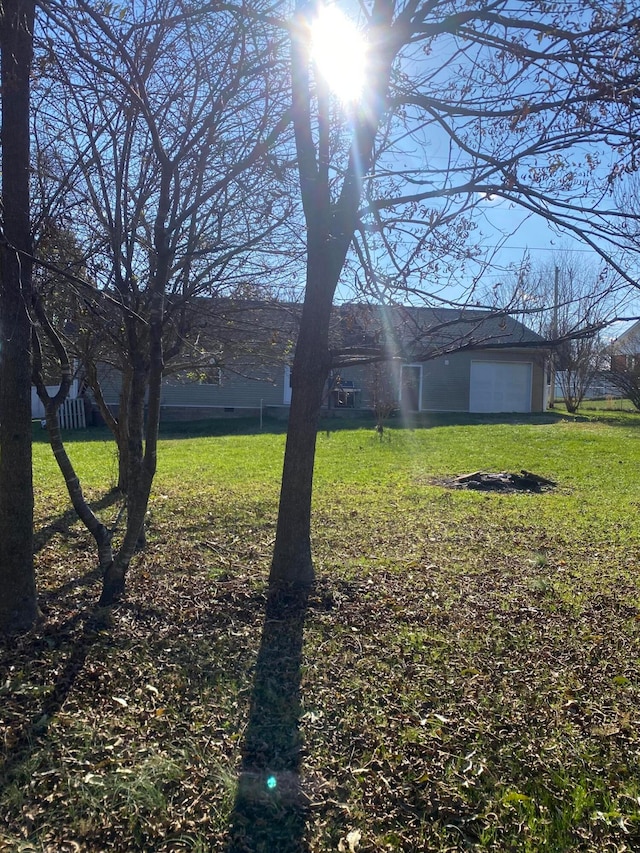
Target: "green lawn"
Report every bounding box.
[3,414,640,851]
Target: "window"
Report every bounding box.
[331,378,358,408]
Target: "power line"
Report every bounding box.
[498,245,601,253]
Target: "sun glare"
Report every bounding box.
[310,5,367,103]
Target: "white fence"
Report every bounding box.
[57,398,86,430]
[31,384,86,430]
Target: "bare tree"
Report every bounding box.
[367,359,399,435]
[0,0,39,634]
[36,0,294,604]
[269,0,640,589]
[554,332,607,413]
[493,254,621,411]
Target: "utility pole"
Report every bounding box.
[548,265,559,408]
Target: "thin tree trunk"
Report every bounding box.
[99,342,162,604]
[269,266,335,588]
[44,403,114,568]
[0,0,38,634]
[32,303,115,571]
[268,4,378,588]
[115,369,132,493]
[100,361,148,604]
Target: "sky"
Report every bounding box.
[480,198,640,326]
[477,200,599,283]
[314,0,640,332]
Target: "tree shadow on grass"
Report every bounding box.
[34,487,122,554]
[0,607,108,785]
[34,489,124,606]
[226,586,310,853]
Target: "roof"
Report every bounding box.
[329,303,546,366]
[80,296,546,377]
[613,319,640,350]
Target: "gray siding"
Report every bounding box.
[161,368,284,410]
[421,349,545,413]
[422,354,470,412]
[330,351,545,414]
[95,347,546,419]
[96,365,123,407]
[96,362,288,415]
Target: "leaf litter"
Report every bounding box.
[1,476,640,851]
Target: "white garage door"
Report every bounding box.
[469,361,532,413]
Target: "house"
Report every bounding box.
[328,304,548,415]
[611,320,640,372]
[603,321,640,405]
[94,302,549,421]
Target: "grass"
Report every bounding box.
[3,413,640,851]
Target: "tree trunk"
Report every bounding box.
[100,284,165,606]
[32,301,115,573]
[268,3,380,589]
[99,473,151,604]
[0,0,38,635]
[100,361,148,604]
[99,368,161,603]
[99,138,170,607]
[269,268,335,588]
[44,404,114,569]
[115,369,132,493]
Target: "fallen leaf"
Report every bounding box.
[338,828,362,852]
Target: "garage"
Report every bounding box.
[469,360,532,413]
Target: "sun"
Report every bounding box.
[310,5,367,103]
